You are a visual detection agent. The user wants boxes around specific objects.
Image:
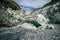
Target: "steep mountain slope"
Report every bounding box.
[0,0,20,10]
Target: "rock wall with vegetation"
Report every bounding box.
[0,0,20,10]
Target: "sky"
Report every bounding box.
[13,0,51,10]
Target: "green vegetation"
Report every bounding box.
[49,0,60,4]
[43,0,60,7]
[0,0,20,10]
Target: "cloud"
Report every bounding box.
[13,0,51,10]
